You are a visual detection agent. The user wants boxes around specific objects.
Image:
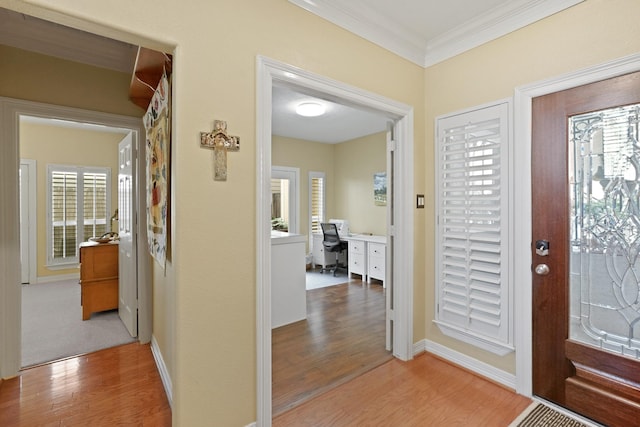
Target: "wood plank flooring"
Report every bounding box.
[0,342,171,426]
[274,352,532,426]
[272,279,392,416]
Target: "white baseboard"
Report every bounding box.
[151,335,173,408]
[415,339,517,390]
[34,273,80,284]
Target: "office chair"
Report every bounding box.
[320,223,348,276]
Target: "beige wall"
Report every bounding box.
[334,132,387,236]
[0,45,141,117]
[4,0,637,425]
[272,135,336,248]
[19,121,122,279]
[423,0,640,373]
[272,132,387,250]
[1,1,424,425]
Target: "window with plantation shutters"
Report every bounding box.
[435,101,513,355]
[47,165,111,266]
[309,171,325,241]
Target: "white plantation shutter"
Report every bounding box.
[83,173,108,240]
[47,165,111,266]
[51,171,78,261]
[309,172,325,235]
[435,101,513,355]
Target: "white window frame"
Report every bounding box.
[46,164,111,267]
[271,166,299,234]
[308,171,326,250]
[434,99,514,356]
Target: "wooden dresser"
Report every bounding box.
[79,241,119,320]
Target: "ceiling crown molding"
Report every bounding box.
[424,0,584,67]
[289,0,584,68]
[289,0,427,66]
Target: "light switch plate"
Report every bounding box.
[416,194,425,209]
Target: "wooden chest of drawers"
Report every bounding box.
[79,241,119,320]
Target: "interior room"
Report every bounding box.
[269,84,393,414]
[2,1,640,426]
[19,116,136,367]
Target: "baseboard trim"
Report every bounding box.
[416,339,516,390]
[151,335,173,408]
[34,273,80,284]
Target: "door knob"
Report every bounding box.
[534,264,550,275]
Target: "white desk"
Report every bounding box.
[271,230,306,328]
[342,234,386,285]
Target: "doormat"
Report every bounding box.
[510,402,592,427]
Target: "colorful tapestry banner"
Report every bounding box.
[144,72,170,267]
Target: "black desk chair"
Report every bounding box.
[320,223,348,276]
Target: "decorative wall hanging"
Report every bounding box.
[374,172,387,206]
[200,120,240,181]
[144,71,171,268]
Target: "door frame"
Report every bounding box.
[0,97,151,377]
[513,52,640,396]
[19,159,37,285]
[256,55,415,425]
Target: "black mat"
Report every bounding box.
[516,403,590,427]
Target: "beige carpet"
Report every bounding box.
[21,279,136,367]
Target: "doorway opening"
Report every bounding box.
[18,114,140,368]
[1,97,151,375]
[256,56,414,424]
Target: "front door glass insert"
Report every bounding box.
[569,103,640,359]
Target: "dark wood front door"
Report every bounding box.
[532,71,640,426]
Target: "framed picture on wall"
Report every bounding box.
[374,172,387,206]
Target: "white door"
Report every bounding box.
[118,133,137,337]
[385,128,394,351]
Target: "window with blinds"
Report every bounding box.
[435,101,513,355]
[309,172,325,236]
[47,165,111,266]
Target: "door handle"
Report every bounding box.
[534,264,550,275]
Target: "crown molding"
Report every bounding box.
[424,0,584,67]
[289,0,584,68]
[288,0,427,66]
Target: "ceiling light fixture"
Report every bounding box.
[296,102,326,117]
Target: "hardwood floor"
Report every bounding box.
[0,342,171,426]
[272,279,392,416]
[274,352,532,426]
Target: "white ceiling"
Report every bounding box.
[0,1,583,143]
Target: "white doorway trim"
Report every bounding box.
[0,97,152,378]
[256,55,414,425]
[513,53,640,396]
[19,159,37,285]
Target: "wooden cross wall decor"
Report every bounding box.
[200,120,240,181]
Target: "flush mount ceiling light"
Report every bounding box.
[296,102,326,117]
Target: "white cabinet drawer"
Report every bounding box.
[368,243,385,259]
[349,252,365,275]
[368,243,386,282]
[349,240,365,255]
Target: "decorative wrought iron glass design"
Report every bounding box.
[570,103,640,359]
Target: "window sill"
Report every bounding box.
[434,320,514,356]
[46,262,79,271]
